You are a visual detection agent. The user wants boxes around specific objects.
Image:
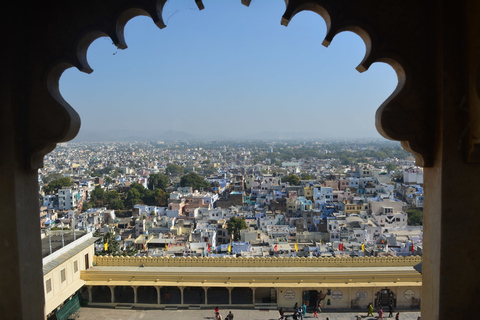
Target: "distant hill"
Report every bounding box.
[71,129,380,142]
[72,129,195,142]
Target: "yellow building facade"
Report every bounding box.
[81,256,421,310]
[43,235,97,318]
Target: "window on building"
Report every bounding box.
[74,260,78,273]
[46,279,52,293]
[61,269,66,282]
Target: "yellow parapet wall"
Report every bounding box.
[93,255,422,268]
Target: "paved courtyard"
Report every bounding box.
[76,307,421,320]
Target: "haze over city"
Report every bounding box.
[59,0,398,142]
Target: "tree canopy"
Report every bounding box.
[90,185,105,204]
[125,183,168,208]
[165,163,184,175]
[180,172,210,191]
[407,209,423,226]
[98,231,137,256]
[300,173,314,180]
[385,163,398,172]
[147,173,169,191]
[88,186,125,210]
[282,174,300,186]
[43,177,73,195]
[42,172,64,184]
[227,216,248,241]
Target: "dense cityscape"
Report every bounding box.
[39,139,423,258]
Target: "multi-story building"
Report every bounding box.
[58,188,81,210]
[370,199,408,229]
[344,199,369,215]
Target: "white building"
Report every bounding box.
[313,187,333,203]
[371,206,408,229]
[403,168,424,184]
[58,188,80,210]
[327,217,340,242]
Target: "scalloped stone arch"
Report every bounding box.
[5,1,480,319]
[282,1,431,166]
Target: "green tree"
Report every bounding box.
[125,186,142,208]
[180,172,210,191]
[202,166,218,177]
[165,163,184,175]
[373,150,388,160]
[282,174,300,186]
[43,177,74,195]
[153,189,168,206]
[90,186,105,204]
[109,199,125,210]
[81,201,92,212]
[227,216,248,241]
[385,163,398,172]
[147,173,169,191]
[407,209,423,226]
[341,156,356,166]
[101,231,120,255]
[105,190,119,202]
[42,172,64,184]
[123,244,138,256]
[300,173,314,180]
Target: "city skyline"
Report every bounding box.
[60,0,398,141]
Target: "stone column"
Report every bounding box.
[109,286,115,303]
[0,131,45,319]
[203,287,209,305]
[421,3,480,319]
[348,287,352,308]
[228,287,233,305]
[179,286,185,305]
[156,286,162,304]
[395,287,400,307]
[87,286,93,303]
[252,287,256,305]
[132,286,138,304]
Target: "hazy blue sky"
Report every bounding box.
[60,0,398,141]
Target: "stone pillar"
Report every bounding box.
[203,287,209,305]
[109,286,115,303]
[132,286,138,304]
[156,286,162,304]
[252,287,256,305]
[421,2,480,319]
[395,287,400,307]
[87,286,93,303]
[348,287,352,308]
[228,287,233,305]
[0,128,44,319]
[179,286,185,305]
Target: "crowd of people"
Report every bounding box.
[276,301,401,320]
[215,301,403,320]
[278,302,322,320]
[368,302,400,319]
